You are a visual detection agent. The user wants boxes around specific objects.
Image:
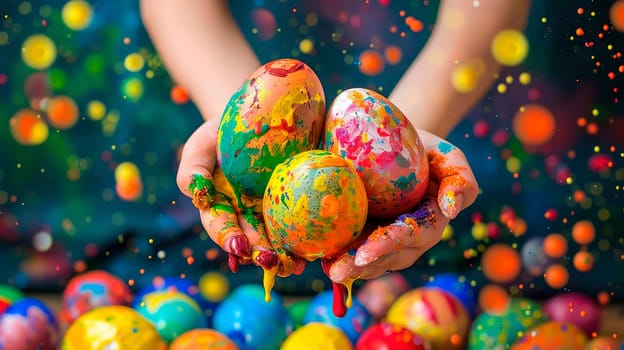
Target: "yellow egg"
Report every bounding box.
[281,323,353,350]
[62,0,93,31]
[21,34,57,70]
[491,29,529,66]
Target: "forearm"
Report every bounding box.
[389,0,532,138]
[140,0,260,120]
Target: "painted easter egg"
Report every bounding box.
[281,322,353,350]
[303,290,372,345]
[356,272,410,319]
[356,322,431,350]
[386,287,470,349]
[468,298,547,350]
[323,88,428,218]
[511,321,588,350]
[584,336,622,350]
[0,284,24,315]
[0,297,60,350]
[169,329,239,350]
[425,273,478,319]
[217,58,326,198]
[135,290,207,343]
[263,150,368,260]
[212,284,293,350]
[62,305,167,350]
[542,292,602,337]
[61,269,133,325]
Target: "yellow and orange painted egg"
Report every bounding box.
[263,150,368,260]
[217,58,326,198]
[323,88,429,218]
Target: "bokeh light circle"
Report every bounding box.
[10,109,49,145]
[491,29,529,66]
[358,50,385,76]
[21,34,57,70]
[512,104,556,146]
[480,244,521,283]
[62,0,93,31]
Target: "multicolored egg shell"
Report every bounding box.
[62,305,167,350]
[169,329,240,350]
[511,321,588,350]
[323,88,429,218]
[263,150,368,260]
[542,292,602,337]
[356,272,410,319]
[217,58,326,198]
[386,287,470,350]
[468,298,547,350]
[0,284,25,315]
[0,297,60,350]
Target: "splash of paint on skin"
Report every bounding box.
[189,174,216,210]
[437,141,456,154]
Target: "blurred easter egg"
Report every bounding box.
[356,322,430,350]
[282,322,353,350]
[469,298,547,350]
[584,336,621,350]
[425,273,478,319]
[0,297,60,350]
[303,290,372,345]
[263,150,368,260]
[134,276,213,315]
[323,88,428,218]
[521,237,552,276]
[511,321,588,350]
[135,290,207,343]
[543,292,602,337]
[386,287,470,349]
[62,305,167,350]
[213,284,293,350]
[217,58,326,198]
[170,329,239,350]
[287,299,311,329]
[356,272,410,319]
[198,271,230,303]
[61,269,133,325]
[0,284,24,315]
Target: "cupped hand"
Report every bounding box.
[176,118,306,277]
[323,129,479,284]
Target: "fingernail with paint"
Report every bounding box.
[440,191,463,219]
[228,253,240,273]
[254,249,278,270]
[189,174,216,210]
[224,234,252,258]
[354,248,376,267]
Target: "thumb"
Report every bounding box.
[177,118,221,207]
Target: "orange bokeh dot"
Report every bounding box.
[513,104,556,146]
[543,233,568,258]
[610,0,624,32]
[544,264,569,289]
[573,190,586,203]
[116,177,143,201]
[170,85,189,105]
[481,244,521,283]
[573,250,595,272]
[572,220,596,245]
[384,45,403,65]
[479,284,510,314]
[9,108,49,145]
[46,95,79,129]
[597,291,610,305]
[359,50,385,76]
[405,16,424,32]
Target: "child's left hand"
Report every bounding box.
[322,129,479,284]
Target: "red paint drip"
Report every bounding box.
[332,282,347,318]
[265,59,304,77]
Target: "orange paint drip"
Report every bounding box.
[342,278,356,308]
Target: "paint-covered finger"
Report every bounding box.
[176,118,220,204]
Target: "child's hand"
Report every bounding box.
[323,129,479,284]
[176,119,306,277]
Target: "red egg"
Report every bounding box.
[323,88,429,218]
[356,322,430,350]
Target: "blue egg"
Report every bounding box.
[134,276,217,326]
[302,290,372,345]
[213,284,293,350]
[424,273,478,318]
[1,298,60,350]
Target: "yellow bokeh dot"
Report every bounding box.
[198,271,230,303]
[519,72,531,85]
[10,109,49,146]
[506,157,521,173]
[497,83,507,94]
[299,38,314,54]
[471,222,488,241]
[62,0,93,31]
[87,100,106,120]
[441,224,454,240]
[491,29,529,66]
[124,53,145,72]
[21,34,57,70]
[451,59,485,93]
[114,161,140,181]
[122,77,144,102]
